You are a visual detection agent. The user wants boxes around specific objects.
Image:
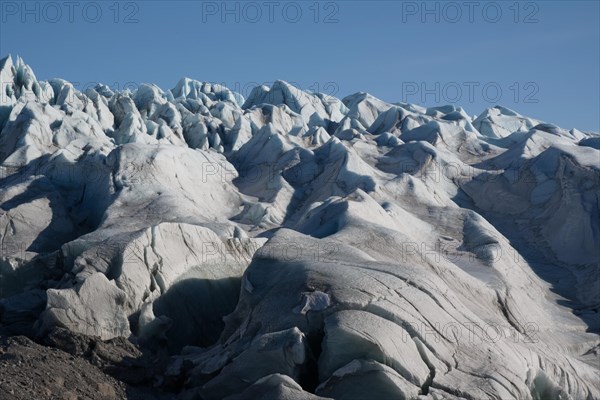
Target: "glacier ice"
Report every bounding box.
[0,55,599,399]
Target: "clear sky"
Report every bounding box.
[1,1,599,131]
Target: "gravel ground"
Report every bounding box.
[0,335,128,400]
[0,335,177,400]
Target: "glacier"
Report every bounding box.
[0,55,599,399]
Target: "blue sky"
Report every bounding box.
[1,1,599,131]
